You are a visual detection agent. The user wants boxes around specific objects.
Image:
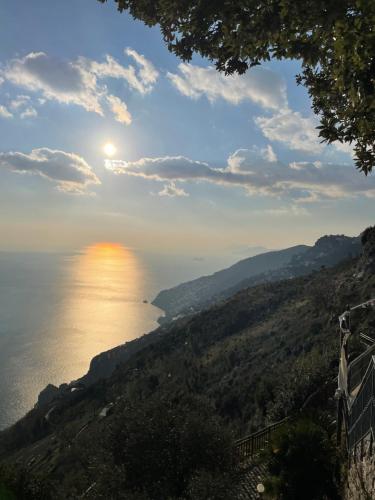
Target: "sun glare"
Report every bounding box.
[90,242,124,254]
[103,142,116,157]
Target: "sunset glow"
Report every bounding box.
[0,1,374,493]
[58,242,158,373]
[88,241,125,253]
[103,143,116,157]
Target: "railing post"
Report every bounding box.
[337,396,343,446]
[369,431,373,457]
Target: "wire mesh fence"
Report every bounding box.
[348,356,375,450]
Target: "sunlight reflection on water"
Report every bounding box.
[0,244,162,429]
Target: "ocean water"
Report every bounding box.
[0,245,231,429]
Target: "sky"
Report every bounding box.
[0,0,374,257]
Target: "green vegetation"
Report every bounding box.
[99,0,375,173]
[0,464,51,500]
[91,398,239,499]
[153,244,308,320]
[264,417,339,499]
[154,235,360,331]
[0,227,374,497]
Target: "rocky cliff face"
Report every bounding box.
[345,433,375,500]
[35,324,170,408]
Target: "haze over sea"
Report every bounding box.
[0,244,232,430]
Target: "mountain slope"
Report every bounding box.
[152,245,308,320]
[153,235,361,321]
[0,228,373,499]
[33,234,360,405]
[213,234,362,305]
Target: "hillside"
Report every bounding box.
[153,235,361,321]
[35,234,361,399]
[0,228,373,498]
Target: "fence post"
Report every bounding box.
[337,396,343,446]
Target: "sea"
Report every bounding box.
[0,244,231,430]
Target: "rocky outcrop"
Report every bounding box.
[345,433,375,500]
[35,323,168,406]
[36,384,59,408]
[79,329,162,385]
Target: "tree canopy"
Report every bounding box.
[99,0,375,174]
[94,398,239,499]
[265,418,338,499]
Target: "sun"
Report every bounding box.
[103,142,116,157]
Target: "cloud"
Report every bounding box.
[9,94,38,119]
[0,105,12,118]
[258,205,309,216]
[262,144,278,163]
[125,48,159,89]
[3,52,103,114]
[106,95,132,125]
[167,63,354,158]
[255,110,355,157]
[333,140,354,156]
[88,48,158,95]
[255,110,323,153]
[105,149,375,202]
[1,49,158,124]
[88,55,141,93]
[158,182,189,197]
[0,148,100,193]
[10,94,31,110]
[227,146,278,173]
[167,63,287,110]
[20,107,38,119]
[106,155,216,181]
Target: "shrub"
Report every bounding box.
[265,418,338,500]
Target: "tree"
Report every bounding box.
[0,464,52,500]
[264,418,338,500]
[99,0,375,174]
[94,397,239,499]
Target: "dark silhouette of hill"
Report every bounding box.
[153,235,361,321]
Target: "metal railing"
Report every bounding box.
[360,332,375,347]
[348,343,375,395]
[348,356,375,450]
[337,300,375,455]
[235,418,289,461]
